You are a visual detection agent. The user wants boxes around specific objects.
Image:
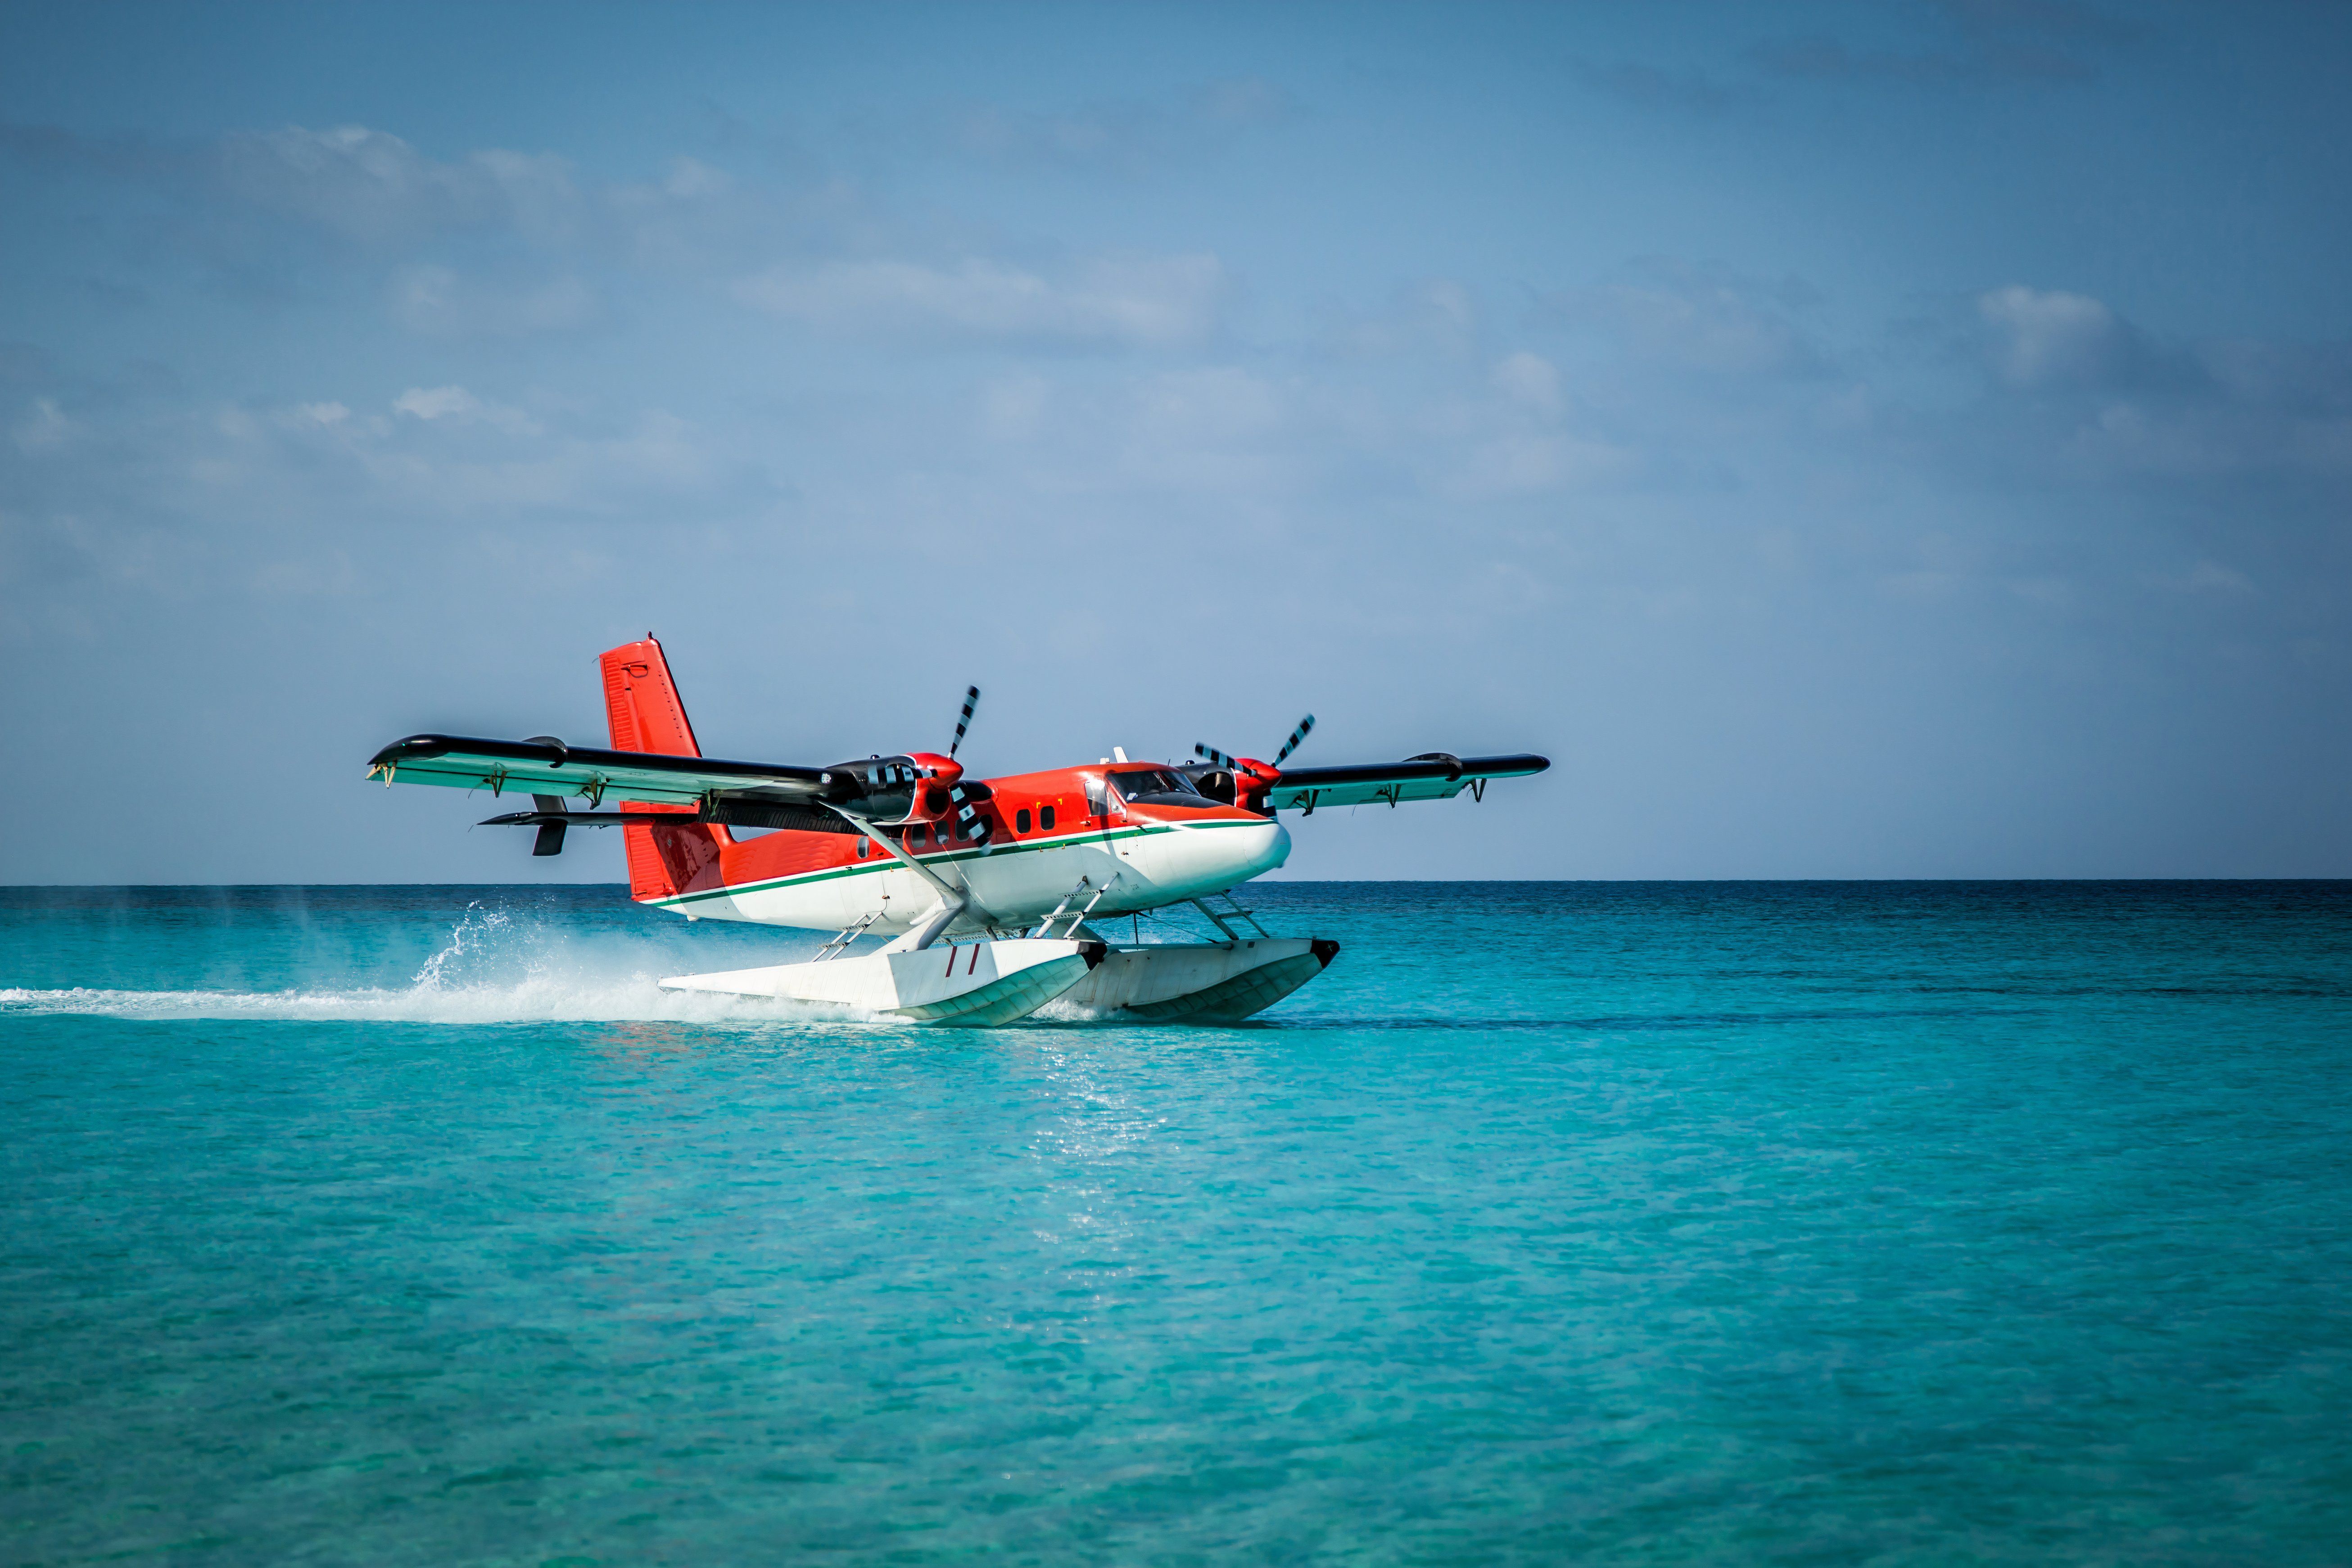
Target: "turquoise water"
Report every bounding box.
[4,882,2348,1565]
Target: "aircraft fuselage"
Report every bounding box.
[642,764,1291,935]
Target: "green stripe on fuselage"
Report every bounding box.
[640,818,1256,910]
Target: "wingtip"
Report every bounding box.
[367,734,451,769]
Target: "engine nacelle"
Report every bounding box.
[817,752,969,825]
[1181,756,1282,813]
[1228,756,1282,814]
[905,752,963,821]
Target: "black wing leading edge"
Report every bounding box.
[1261,752,1549,813]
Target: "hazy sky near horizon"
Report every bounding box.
[3,1,2348,883]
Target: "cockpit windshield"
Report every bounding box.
[1109,768,1208,804]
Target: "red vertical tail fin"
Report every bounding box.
[599,637,731,902]
[602,635,706,757]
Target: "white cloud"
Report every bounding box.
[1461,431,1636,495]
[1429,351,1638,496]
[979,374,1051,441]
[212,124,582,247]
[1131,366,1284,439]
[2007,575,2073,607]
[1194,77,1291,127]
[1099,366,1297,492]
[12,398,73,452]
[250,550,357,598]
[2181,560,2257,596]
[2047,394,2352,481]
[661,156,732,199]
[387,384,541,438]
[390,265,599,338]
[732,252,1226,347]
[950,78,1290,172]
[1977,285,2132,387]
[1326,279,1478,359]
[1492,352,1563,414]
[180,390,741,524]
[393,385,478,421]
[1589,267,1823,377]
[1944,295,2352,488]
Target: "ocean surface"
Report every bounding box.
[3,881,2347,1566]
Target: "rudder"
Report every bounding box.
[598,637,731,903]
[602,636,704,757]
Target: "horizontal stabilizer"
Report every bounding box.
[529,794,568,856]
[484,808,722,828]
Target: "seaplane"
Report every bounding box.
[366,637,1547,1026]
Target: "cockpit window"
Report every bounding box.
[1108,768,1180,797]
[1109,768,1211,805]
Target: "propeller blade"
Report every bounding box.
[950,782,992,845]
[1272,714,1316,768]
[1194,743,1236,768]
[951,685,980,759]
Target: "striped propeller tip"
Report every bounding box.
[950,685,981,757]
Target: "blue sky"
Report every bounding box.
[3,0,2347,882]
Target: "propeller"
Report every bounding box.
[1194,713,1315,774]
[951,685,979,759]
[945,683,990,844]
[1273,714,1315,767]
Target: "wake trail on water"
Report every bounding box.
[0,903,876,1026]
[0,981,853,1025]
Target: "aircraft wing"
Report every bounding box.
[1266,752,1549,813]
[366,734,828,807]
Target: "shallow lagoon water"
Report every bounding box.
[3,881,2348,1564]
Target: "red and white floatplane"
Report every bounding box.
[367,638,1547,1026]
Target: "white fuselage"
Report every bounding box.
[641,813,1290,934]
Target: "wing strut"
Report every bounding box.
[830,808,979,951]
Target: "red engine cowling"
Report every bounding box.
[905,752,963,822]
[1228,757,1282,815]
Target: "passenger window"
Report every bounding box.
[856,837,870,859]
[1041,804,1056,831]
[915,823,930,847]
[1017,808,1032,833]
